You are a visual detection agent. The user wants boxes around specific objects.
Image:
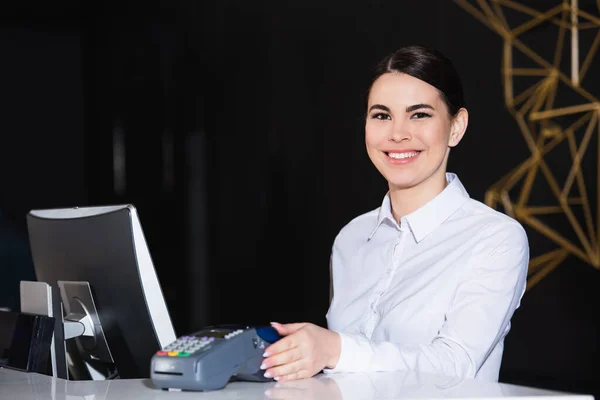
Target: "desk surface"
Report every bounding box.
[0,367,594,400]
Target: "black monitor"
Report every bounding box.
[26,205,177,380]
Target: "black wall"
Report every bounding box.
[1,1,599,397]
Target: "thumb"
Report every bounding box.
[270,322,307,336]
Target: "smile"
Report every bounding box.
[384,151,421,164]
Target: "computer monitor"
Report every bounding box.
[26,205,177,380]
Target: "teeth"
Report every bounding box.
[388,151,419,160]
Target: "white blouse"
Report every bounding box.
[325,173,529,381]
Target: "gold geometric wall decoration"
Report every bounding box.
[455,0,600,290]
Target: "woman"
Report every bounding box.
[260,45,529,383]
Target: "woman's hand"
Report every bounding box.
[260,322,341,382]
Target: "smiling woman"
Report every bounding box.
[260,45,530,384]
[365,46,469,219]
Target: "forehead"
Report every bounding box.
[368,72,442,107]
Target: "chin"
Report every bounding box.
[386,176,423,190]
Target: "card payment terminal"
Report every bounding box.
[150,325,281,391]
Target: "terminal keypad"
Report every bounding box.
[157,329,245,357]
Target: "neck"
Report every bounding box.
[389,172,448,223]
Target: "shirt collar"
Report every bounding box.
[368,173,470,242]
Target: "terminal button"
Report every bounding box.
[178,352,190,357]
[168,351,179,356]
[224,329,244,340]
[157,351,168,356]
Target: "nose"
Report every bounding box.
[389,121,411,143]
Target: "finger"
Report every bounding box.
[270,322,307,336]
[261,348,301,370]
[264,359,305,380]
[276,369,312,382]
[263,334,299,357]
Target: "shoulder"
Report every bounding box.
[461,198,529,255]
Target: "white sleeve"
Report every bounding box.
[325,223,529,378]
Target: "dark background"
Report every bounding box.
[1,0,599,397]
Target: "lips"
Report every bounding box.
[384,150,422,164]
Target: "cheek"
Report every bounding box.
[365,124,385,148]
[421,123,450,149]
[365,131,376,149]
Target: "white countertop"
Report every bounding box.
[0,367,594,400]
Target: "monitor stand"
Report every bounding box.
[20,281,65,378]
[20,280,116,380]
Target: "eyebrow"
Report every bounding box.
[369,104,391,113]
[405,103,435,112]
[369,103,435,113]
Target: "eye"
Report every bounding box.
[370,112,391,120]
[411,112,432,119]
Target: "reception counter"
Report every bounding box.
[0,367,594,400]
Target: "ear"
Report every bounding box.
[448,108,468,148]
